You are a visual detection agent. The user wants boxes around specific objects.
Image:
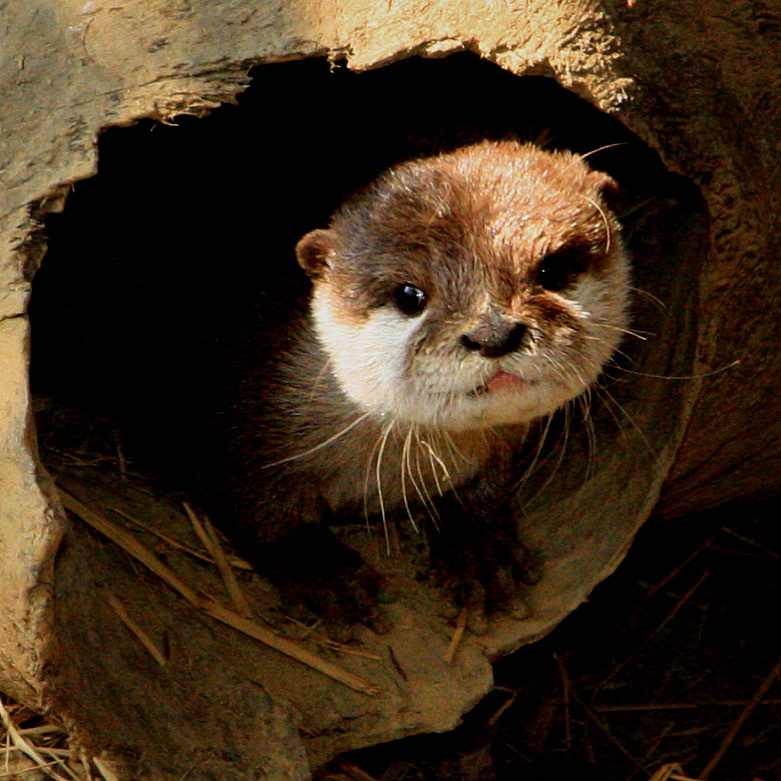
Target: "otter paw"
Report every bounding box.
[254,525,391,641]
[431,522,541,632]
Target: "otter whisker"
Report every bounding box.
[529,356,594,488]
[405,425,432,517]
[419,436,451,497]
[362,419,388,527]
[579,388,598,484]
[400,424,420,533]
[375,420,396,553]
[524,398,577,504]
[577,193,612,254]
[590,344,638,369]
[615,360,741,381]
[262,411,373,468]
[441,430,470,466]
[412,427,441,531]
[591,323,653,341]
[630,285,668,313]
[511,412,557,496]
[588,379,632,440]
[402,424,441,528]
[592,382,658,460]
[576,142,627,164]
[542,350,588,391]
[307,356,335,403]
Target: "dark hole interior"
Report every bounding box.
[29,52,671,479]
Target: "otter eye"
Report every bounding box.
[535,248,589,292]
[394,283,427,316]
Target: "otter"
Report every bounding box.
[197,140,630,636]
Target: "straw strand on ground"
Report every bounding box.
[58,487,381,696]
[443,608,468,664]
[108,505,252,570]
[699,652,781,778]
[104,590,167,667]
[183,502,252,618]
[0,699,70,781]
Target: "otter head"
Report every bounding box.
[295,141,630,431]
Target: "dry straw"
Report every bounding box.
[58,487,381,696]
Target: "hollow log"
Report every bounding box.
[0,2,779,779]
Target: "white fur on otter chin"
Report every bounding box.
[311,270,628,432]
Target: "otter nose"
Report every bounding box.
[460,321,528,358]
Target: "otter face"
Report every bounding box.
[296,141,630,431]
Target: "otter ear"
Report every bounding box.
[589,170,624,215]
[590,169,620,199]
[296,229,335,279]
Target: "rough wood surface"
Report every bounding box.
[0,1,779,779]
